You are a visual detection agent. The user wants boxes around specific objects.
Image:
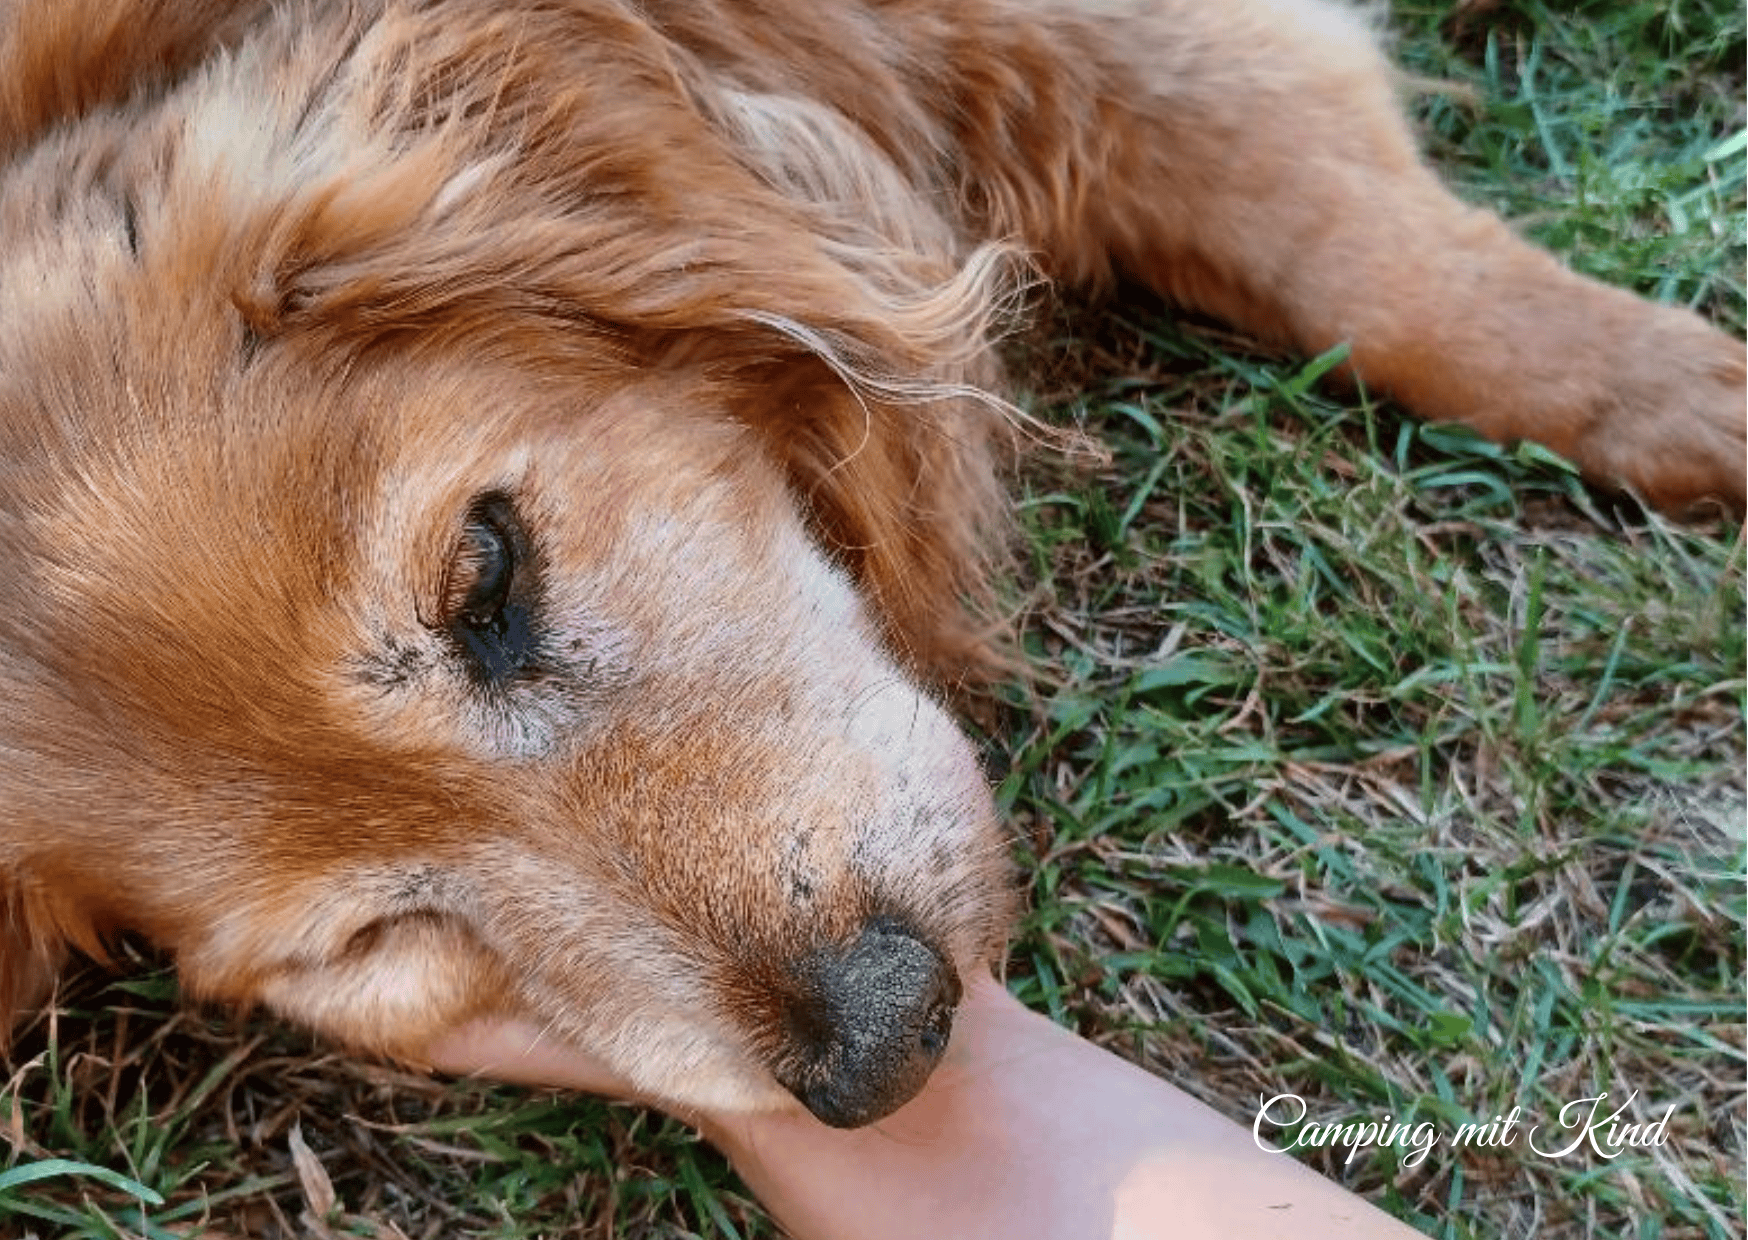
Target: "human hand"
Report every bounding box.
[424,1014,647,1102]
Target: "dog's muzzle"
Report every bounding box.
[776,918,961,1128]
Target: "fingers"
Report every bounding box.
[422,1016,639,1098]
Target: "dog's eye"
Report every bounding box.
[453,515,512,627]
[441,495,535,681]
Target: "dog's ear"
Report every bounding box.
[173,5,1030,684]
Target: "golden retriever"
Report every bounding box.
[1,0,1741,1130]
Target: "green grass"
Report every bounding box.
[3,2,1743,1237]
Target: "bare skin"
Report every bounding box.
[427,975,1429,1239]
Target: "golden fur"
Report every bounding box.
[1,0,1741,1119]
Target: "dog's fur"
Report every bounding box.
[1,0,1742,1122]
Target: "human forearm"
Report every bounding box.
[426,977,1428,1240]
[704,977,1426,1240]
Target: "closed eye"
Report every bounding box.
[440,493,537,681]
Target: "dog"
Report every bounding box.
[1,0,1741,1132]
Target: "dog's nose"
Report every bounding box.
[777,917,961,1128]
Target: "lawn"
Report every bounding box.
[3,1,1743,1237]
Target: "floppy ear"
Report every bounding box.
[0,872,69,1040]
[173,4,1032,684]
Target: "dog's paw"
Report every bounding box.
[1570,304,1746,516]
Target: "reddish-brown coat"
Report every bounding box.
[0,0,1739,1114]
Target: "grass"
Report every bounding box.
[3,1,1743,1237]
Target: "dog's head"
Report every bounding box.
[0,4,1019,1126]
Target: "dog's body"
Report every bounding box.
[1,0,1741,1127]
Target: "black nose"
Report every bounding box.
[777,918,961,1128]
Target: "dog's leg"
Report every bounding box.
[917,0,1745,511]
